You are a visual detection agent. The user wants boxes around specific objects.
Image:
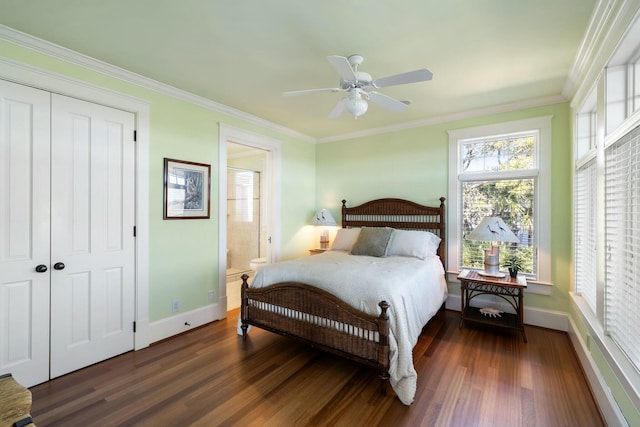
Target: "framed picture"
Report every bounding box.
[163,158,211,219]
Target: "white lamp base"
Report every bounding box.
[480,244,505,277]
[319,229,329,249]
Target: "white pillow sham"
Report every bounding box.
[386,229,441,259]
[330,228,361,251]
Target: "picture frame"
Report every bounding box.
[163,158,211,219]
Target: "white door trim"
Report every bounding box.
[0,57,152,349]
[218,123,282,310]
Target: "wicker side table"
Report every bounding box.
[458,269,528,342]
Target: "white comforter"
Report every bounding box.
[243,250,447,405]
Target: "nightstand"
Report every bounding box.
[458,269,527,342]
[309,248,328,255]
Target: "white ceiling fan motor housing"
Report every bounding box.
[339,55,373,89]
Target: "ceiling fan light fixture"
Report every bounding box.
[345,92,368,118]
[283,55,432,120]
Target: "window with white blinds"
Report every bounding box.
[575,159,597,314]
[604,125,640,371]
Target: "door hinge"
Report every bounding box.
[133,321,137,333]
[133,226,136,237]
[133,130,137,142]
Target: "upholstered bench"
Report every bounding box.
[0,373,35,427]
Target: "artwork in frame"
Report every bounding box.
[163,158,211,219]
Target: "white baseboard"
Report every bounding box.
[567,317,628,427]
[139,302,227,346]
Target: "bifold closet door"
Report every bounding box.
[0,80,52,387]
[49,94,136,379]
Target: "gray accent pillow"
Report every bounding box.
[350,227,393,257]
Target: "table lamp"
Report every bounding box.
[311,208,337,249]
[467,216,519,277]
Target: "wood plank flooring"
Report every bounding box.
[29,309,604,426]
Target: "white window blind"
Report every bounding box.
[605,125,640,371]
[575,159,597,313]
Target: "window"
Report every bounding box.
[604,125,640,371]
[574,159,597,313]
[228,168,260,223]
[448,117,552,286]
[572,12,640,407]
[576,87,597,160]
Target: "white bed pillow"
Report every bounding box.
[386,229,441,259]
[330,228,361,251]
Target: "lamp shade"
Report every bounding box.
[467,216,519,243]
[311,208,337,226]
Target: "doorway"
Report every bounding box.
[218,124,281,312]
[226,154,265,309]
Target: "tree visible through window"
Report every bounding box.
[459,134,537,276]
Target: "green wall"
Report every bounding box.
[316,103,573,312]
[0,40,316,322]
[0,39,573,316]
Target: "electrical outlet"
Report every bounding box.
[208,290,215,302]
[172,299,180,313]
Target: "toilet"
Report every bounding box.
[249,257,267,272]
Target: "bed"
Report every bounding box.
[240,197,447,405]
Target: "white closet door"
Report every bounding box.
[50,94,136,378]
[0,80,51,387]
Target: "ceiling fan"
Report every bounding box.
[283,54,433,119]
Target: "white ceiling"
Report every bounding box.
[0,0,596,140]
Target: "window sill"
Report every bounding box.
[447,270,552,295]
[570,292,640,412]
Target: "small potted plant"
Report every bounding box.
[502,253,523,278]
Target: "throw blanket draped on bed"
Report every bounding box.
[242,250,447,405]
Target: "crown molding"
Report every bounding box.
[562,0,616,101]
[0,23,578,145]
[317,94,566,143]
[564,0,640,109]
[0,24,315,144]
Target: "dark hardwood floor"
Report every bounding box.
[29,308,604,426]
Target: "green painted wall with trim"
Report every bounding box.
[316,103,573,312]
[0,40,316,322]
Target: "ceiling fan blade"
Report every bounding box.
[283,88,343,96]
[326,55,357,81]
[373,69,433,88]
[368,92,409,112]
[328,97,347,119]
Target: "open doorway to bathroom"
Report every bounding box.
[218,124,281,314]
[226,151,266,309]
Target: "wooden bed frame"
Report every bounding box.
[240,197,446,395]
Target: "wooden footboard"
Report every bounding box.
[240,274,391,394]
